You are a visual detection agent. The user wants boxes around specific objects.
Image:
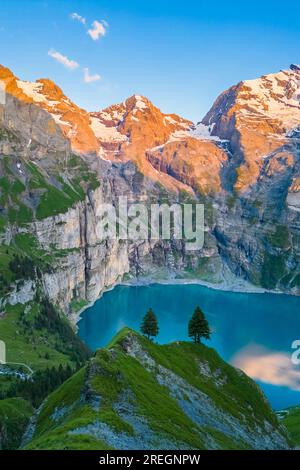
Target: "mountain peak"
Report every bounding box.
[0,64,16,81]
[202,65,300,191]
[290,63,300,71]
[36,78,65,96]
[131,93,149,102]
[124,94,150,113]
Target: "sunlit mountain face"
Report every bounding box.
[1,0,300,451]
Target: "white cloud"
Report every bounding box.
[232,344,300,391]
[88,20,108,41]
[70,12,86,25]
[48,50,79,70]
[83,68,101,83]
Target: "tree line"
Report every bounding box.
[34,297,91,364]
[141,306,211,343]
[0,364,77,407]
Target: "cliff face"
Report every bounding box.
[0,112,221,316]
[28,169,222,315]
[32,189,130,313]
[1,64,300,319]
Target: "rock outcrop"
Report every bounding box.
[1,63,300,317]
[23,329,291,450]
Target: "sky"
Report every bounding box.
[0,0,299,122]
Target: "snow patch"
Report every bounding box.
[188,123,227,142]
[162,123,227,144]
[16,80,60,107]
[99,108,126,123]
[90,117,128,143]
[135,95,147,110]
[164,116,178,126]
[132,95,148,115]
[238,69,300,130]
[51,113,72,127]
[164,116,190,129]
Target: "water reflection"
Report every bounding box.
[232,344,300,391]
[78,283,300,409]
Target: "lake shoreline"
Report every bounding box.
[72,272,291,327]
[76,276,300,411]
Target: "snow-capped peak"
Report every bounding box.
[16,80,60,107]
[236,68,300,130]
[124,94,149,115]
[133,94,148,110]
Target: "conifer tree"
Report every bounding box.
[141,308,159,340]
[188,306,211,343]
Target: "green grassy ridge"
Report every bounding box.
[112,329,277,430]
[279,406,300,447]
[13,233,80,269]
[0,397,33,449]
[129,334,277,429]
[0,301,90,371]
[0,152,100,229]
[26,157,99,220]
[25,367,112,450]
[25,348,207,450]
[25,328,287,450]
[0,299,90,410]
[0,298,91,435]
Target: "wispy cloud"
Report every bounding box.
[83,67,101,83]
[70,12,86,25]
[48,50,79,70]
[232,344,300,391]
[88,20,108,41]
[69,13,108,41]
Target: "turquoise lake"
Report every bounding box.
[78,283,300,410]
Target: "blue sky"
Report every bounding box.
[0,0,299,121]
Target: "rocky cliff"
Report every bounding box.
[1,64,300,320]
[204,65,300,291]
[23,329,290,450]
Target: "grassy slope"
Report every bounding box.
[0,300,90,407]
[0,302,80,370]
[0,132,99,447]
[280,406,300,447]
[0,148,99,230]
[0,299,91,448]
[0,133,96,376]
[0,398,33,449]
[25,328,287,450]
